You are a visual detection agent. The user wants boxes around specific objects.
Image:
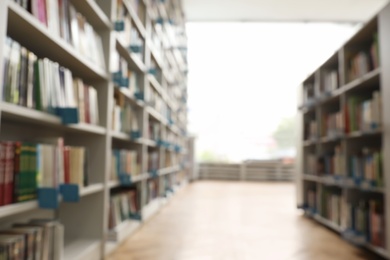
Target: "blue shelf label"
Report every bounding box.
[59,184,80,202]
[37,188,59,209]
[129,212,142,220]
[135,92,144,101]
[55,107,79,124]
[114,21,125,31]
[129,45,143,53]
[149,169,159,178]
[148,68,157,76]
[130,131,141,139]
[119,174,132,186]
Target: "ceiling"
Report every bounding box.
[183,0,388,23]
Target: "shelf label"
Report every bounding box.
[130,131,141,139]
[118,174,133,186]
[59,184,80,202]
[129,212,142,220]
[135,92,144,101]
[149,169,159,178]
[114,21,125,31]
[55,108,79,124]
[37,188,60,209]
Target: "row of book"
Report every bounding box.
[111,149,140,181]
[161,175,173,196]
[317,146,345,176]
[304,120,318,141]
[349,148,382,186]
[165,151,178,168]
[321,190,341,225]
[345,198,384,247]
[321,69,339,94]
[111,51,141,91]
[114,0,144,60]
[108,188,140,231]
[13,0,105,69]
[0,219,63,260]
[346,91,381,133]
[306,188,317,211]
[347,33,379,82]
[321,111,344,138]
[3,37,100,125]
[148,151,159,172]
[0,140,88,206]
[149,120,160,141]
[146,178,159,204]
[112,92,140,135]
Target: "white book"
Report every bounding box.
[94,32,105,69]
[69,4,80,51]
[42,58,52,111]
[46,0,60,37]
[64,68,76,107]
[88,87,99,125]
[53,223,64,260]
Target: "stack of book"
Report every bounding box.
[345,198,385,247]
[111,149,140,181]
[321,189,341,225]
[348,147,383,186]
[112,92,139,135]
[108,188,140,232]
[322,111,344,137]
[318,145,345,176]
[322,70,338,94]
[348,33,379,82]
[0,139,88,205]
[346,91,381,133]
[0,219,64,260]
[2,37,100,125]
[148,151,159,172]
[13,0,105,69]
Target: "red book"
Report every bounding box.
[31,0,48,26]
[13,142,22,203]
[84,85,90,124]
[4,142,15,205]
[63,146,70,184]
[0,143,6,206]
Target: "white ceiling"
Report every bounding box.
[183,0,389,23]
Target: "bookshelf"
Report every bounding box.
[297,4,390,259]
[0,0,189,259]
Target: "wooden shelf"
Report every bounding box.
[303,174,321,182]
[7,1,107,80]
[342,68,381,94]
[108,173,149,189]
[346,129,382,139]
[0,201,38,219]
[115,86,145,107]
[111,131,144,145]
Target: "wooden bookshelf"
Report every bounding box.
[0,0,190,259]
[297,4,390,257]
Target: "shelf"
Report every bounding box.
[108,173,149,189]
[1,102,106,135]
[317,175,385,193]
[0,201,38,218]
[69,0,111,30]
[303,139,318,147]
[115,86,145,107]
[320,135,344,143]
[303,174,321,182]
[111,131,144,145]
[364,243,389,259]
[64,239,101,260]
[346,129,382,139]
[342,68,381,94]
[142,198,161,222]
[7,1,108,80]
[107,219,141,242]
[80,184,104,197]
[141,138,158,147]
[122,0,147,38]
[313,214,342,233]
[158,165,180,176]
[116,37,147,73]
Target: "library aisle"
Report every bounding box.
[108,181,381,260]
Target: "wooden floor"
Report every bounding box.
[108,181,383,260]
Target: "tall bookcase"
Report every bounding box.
[297,3,390,259]
[0,0,189,259]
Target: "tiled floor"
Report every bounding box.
[108,181,383,260]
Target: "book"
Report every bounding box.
[111,149,140,180]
